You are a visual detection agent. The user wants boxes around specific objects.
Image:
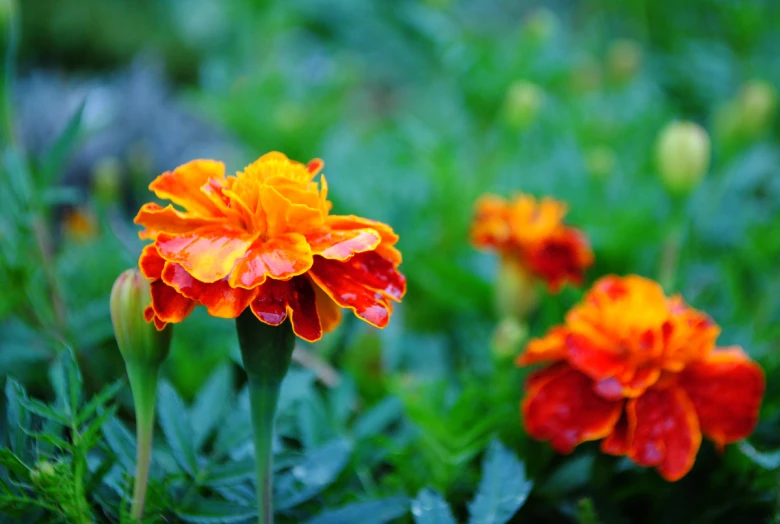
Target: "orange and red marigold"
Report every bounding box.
[134,152,405,342]
[516,275,764,481]
[471,193,593,291]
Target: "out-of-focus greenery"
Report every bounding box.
[3,0,780,522]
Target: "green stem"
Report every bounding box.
[236,310,296,524]
[126,363,160,521]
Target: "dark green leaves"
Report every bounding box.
[158,381,199,476]
[468,439,533,524]
[175,497,257,523]
[305,497,410,524]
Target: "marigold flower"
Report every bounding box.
[471,194,593,291]
[516,275,764,481]
[134,152,405,342]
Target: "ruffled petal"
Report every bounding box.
[566,332,626,381]
[149,279,196,324]
[249,277,322,342]
[156,226,255,283]
[516,325,569,366]
[626,386,701,481]
[228,233,313,289]
[260,185,323,238]
[525,228,593,291]
[148,160,226,216]
[522,364,622,453]
[309,252,406,328]
[326,215,402,266]
[134,203,226,240]
[139,244,165,280]
[678,347,764,448]
[307,228,381,260]
[601,415,631,456]
[162,263,256,318]
[314,282,342,334]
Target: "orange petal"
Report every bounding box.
[149,279,196,324]
[314,282,342,334]
[678,347,764,448]
[249,277,322,342]
[139,244,165,280]
[134,203,225,240]
[260,185,323,238]
[307,228,381,260]
[626,386,702,482]
[326,215,402,266]
[229,233,313,289]
[522,364,622,453]
[162,263,257,318]
[309,252,406,328]
[155,226,255,283]
[516,325,569,367]
[148,160,226,216]
[566,332,626,381]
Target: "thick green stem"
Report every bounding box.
[236,310,296,524]
[126,363,160,521]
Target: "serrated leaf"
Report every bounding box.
[81,405,119,447]
[49,348,82,422]
[468,439,533,524]
[158,381,198,476]
[412,488,456,524]
[24,428,71,451]
[101,417,136,471]
[40,100,86,185]
[738,440,780,470]
[5,379,29,455]
[352,396,404,440]
[305,497,410,524]
[191,364,233,450]
[77,380,125,426]
[201,460,255,487]
[18,397,69,426]
[175,497,256,523]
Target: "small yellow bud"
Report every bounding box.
[737,80,777,136]
[495,257,539,321]
[606,39,642,84]
[504,81,545,129]
[492,316,528,360]
[585,146,616,180]
[110,269,172,365]
[656,121,711,195]
[30,461,57,486]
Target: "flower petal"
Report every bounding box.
[678,347,764,448]
[307,228,381,261]
[314,282,342,334]
[566,332,626,381]
[139,244,165,280]
[149,160,226,216]
[134,203,225,240]
[326,215,402,265]
[249,278,322,342]
[601,415,631,456]
[626,386,701,481]
[516,326,569,366]
[250,279,289,326]
[260,185,323,238]
[149,279,196,324]
[155,226,256,283]
[162,263,256,318]
[229,233,313,289]
[522,364,622,453]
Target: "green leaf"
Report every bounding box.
[5,379,29,455]
[0,449,29,481]
[40,100,86,185]
[411,488,456,524]
[76,380,125,426]
[158,381,199,476]
[24,428,72,451]
[190,364,233,450]
[18,397,69,426]
[49,347,83,422]
[305,497,410,524]
[201,460,255,487]
[352,396,404,440]
[81,405,119,448]
[276,438,352,510]
[738,440,780,470]
[468,439,533,524]
[175,497,257,523]
[576,498,601,524]
[101,416,136,471]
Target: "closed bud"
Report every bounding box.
[495,257,539,321]
[656,121,710,195]
[492,316,528,360]
[737,80,777,136]
[110,269,172,365]
[504,81,545,129]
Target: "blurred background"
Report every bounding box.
[2,0,780,521]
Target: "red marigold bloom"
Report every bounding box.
[471,194,593,291]
[134,152,405,342]
[516,275,764,481]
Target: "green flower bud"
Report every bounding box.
[110,269,172,365]
[656,121,710,195]
[495,257,539,321]
[737,80,777,136]
[30,461,57,487]
[585,146,616,180]
[492,316,528,360]
[606,39,642,84]
[504,81,545,129]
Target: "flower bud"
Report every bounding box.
[606,39,642,84]
[495,257,539,320]
[504,81,545,129]
[736,80,777,136]
[30,461,57,487]
[656,121,710,195]
[492,316,528,360]
[110,269,172,366]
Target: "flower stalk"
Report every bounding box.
[126,363,160,520]
[236,310,296,524]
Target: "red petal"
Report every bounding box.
[149,279,196,324]
[326,215,402,266]
[601,415,631,456]
[229,233,313,289]
[307,158,324,175]
[148,160,226,216]
[249,278,322,342]
[314,282,342,334]
[156,226,255,283]
[162,263,256,318]
[679,347,764,448]
[566,332,626,381]
[139,244,165,280]
[250,279,289,326]
[516,326,568,366]
[626,386,701,481]
[522,364,622,453]
[307,228,381,261]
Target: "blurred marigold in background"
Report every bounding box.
[134,152,405,342]
[516,275,764,481]
[471,194,593,292]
